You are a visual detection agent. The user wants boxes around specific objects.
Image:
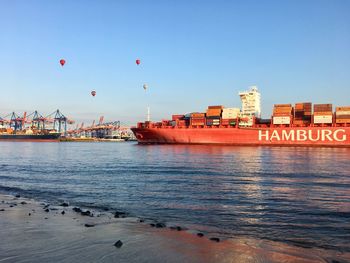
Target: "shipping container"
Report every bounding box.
[172,115,184,121]
[314,104,332,112]
[222,113,239,119]
[336,115,350,119]
[313,111,332,116]
[336,111,350,115]
[313,115,333,124]
[208,105,224,109]
[190,113,205,118]
[273,107,293,115]
[336,119,350,124]
[190,117,206,126]
[206,108,222,117]
[273,116,291,125]
[336,106,350,111]
[274,104,292,107]
[222,107,240,113]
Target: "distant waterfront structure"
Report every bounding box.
[239,86,261,118]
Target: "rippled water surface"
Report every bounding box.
[0,141,349,253]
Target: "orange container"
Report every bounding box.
[190,113,205,118]
[208,105,224,109]
[313,111,332,116]
[274,104,292,107]
[336,106,350,111]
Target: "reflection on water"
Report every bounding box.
[0,142,349,254]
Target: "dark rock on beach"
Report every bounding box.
[114,240,123,248]
[60,202,69,207]
[155,222,166,228]
[20,201,27,205]
[15,194,20,198]
[209,237,220,242]
[175,226,183,231]
[45,208,50,213]
[150,223,156,227]
[61,211,65,215]
[170,226,182,231]
[114,211,127,218]
[72,207,82,213]
[84,223,95,228]
[139,219,145,223]
[0,209,5,212]
[197,233,204,237]
[81,210,91,216]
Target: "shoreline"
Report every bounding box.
[1,194,349,263]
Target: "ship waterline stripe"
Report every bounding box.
[258,129,347,142]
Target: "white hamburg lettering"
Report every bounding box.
[258,129,347,142]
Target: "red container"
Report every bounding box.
[172,115,184,121]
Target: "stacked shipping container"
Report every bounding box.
[313,104,332,124]
[336,107,350,124]
[190,113,206,126]
[221,108,239,126]
[206,106,223,126]
[294,102,312,125]
[272,104,293,125]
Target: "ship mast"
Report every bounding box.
[147,106,150,122]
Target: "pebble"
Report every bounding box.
[139,219,145,223]
[0,209,5,212]
[44,217,48,220]
[150,223,156,227]
[21,201,27,205]
[197,233,204,237]
[61,211,65,215]
[15,194,20,198]
[45,209,50,213]
[60,202,69,207]
[28,213,31,216]
[114,240,123,248]
[84,223,95,228]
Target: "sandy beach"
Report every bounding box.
[0,194,348,263]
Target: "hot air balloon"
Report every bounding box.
[143,84,148,91]
[136,59,141,65]
[60,59,66,66]
[91,90,96,97]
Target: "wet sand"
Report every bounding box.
[0,194,348,263]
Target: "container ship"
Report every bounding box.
[131,87,350,147]
[0,128,61,141]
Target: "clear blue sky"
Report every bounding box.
[1,0,349,126]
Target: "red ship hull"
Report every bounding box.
[131,126,350,147]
